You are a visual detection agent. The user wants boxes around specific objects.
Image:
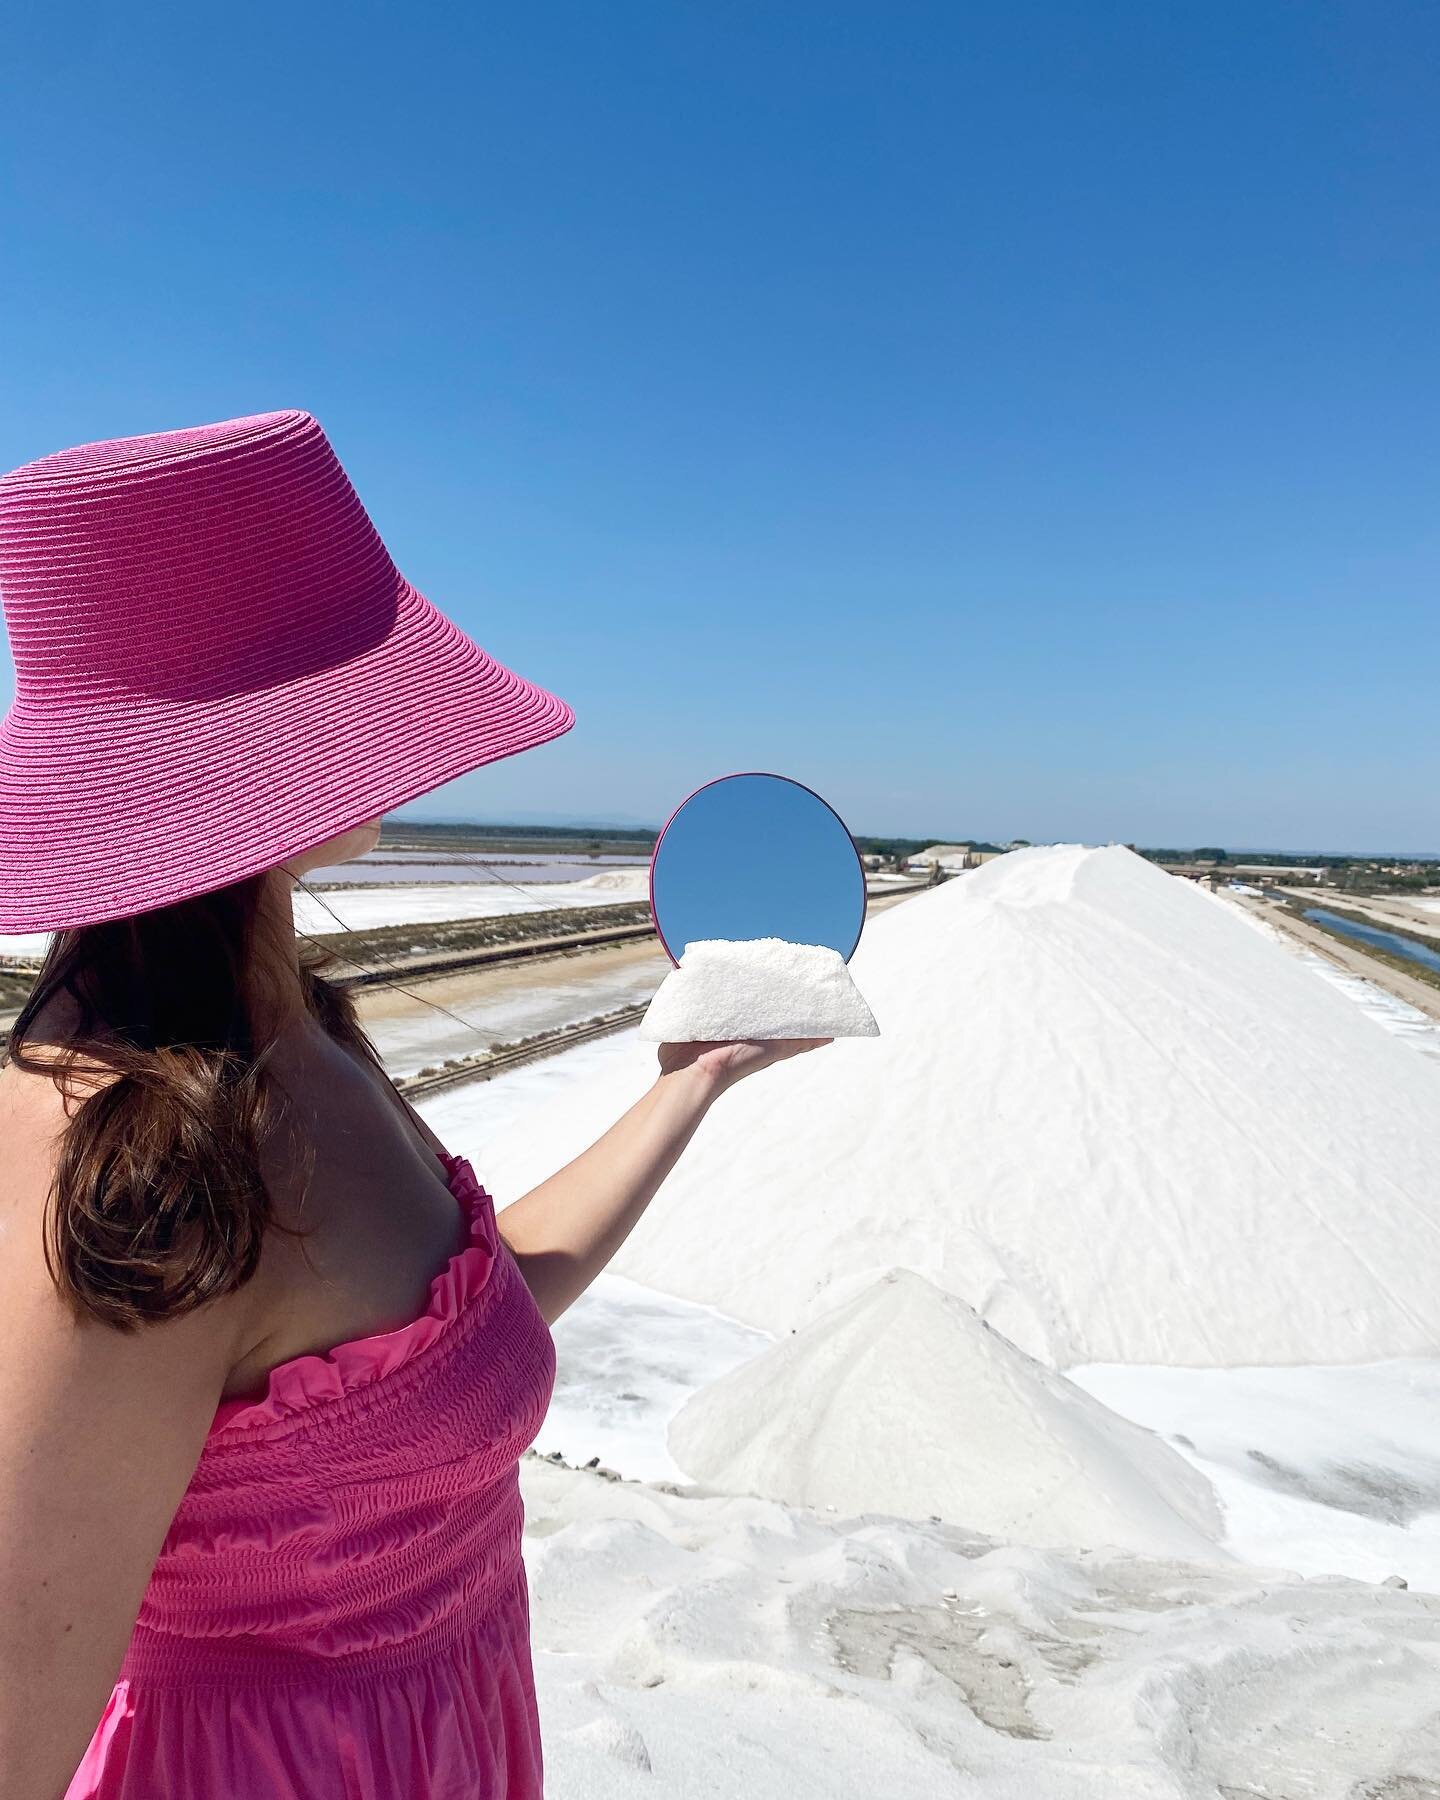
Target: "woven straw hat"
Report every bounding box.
[0,409,575,932]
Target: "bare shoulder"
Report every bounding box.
[0,1061,241,1799]
[337,1035,450,1159]
[0,1053,245,1385]
[0,1025,128,1194]
[0,1053,94,1214]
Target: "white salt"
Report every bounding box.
[668,1268,1224,1560]
[458,845,1440,1368]
[638,937,879,1042]
[524,1454,1440,1799]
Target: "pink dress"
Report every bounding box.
[67,1150,557,1799]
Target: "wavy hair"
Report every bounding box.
[5,874,382,1331]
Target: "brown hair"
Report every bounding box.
[5,874,382,1332]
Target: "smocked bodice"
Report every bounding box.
[119,1152,557,1689]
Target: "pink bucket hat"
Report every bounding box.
[0,409,575,932]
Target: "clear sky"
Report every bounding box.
[2,2,1436,850]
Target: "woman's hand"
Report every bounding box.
[655,1037,833,1092]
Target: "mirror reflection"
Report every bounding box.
[649,772,867,965]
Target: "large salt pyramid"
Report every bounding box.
[606,845,1440,1366]
[668,1268,1225,1559]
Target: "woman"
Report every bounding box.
[0,410,825,1799]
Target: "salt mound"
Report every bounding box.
[572,869,649,895]
[668,1269,1224,1560]
[606,844,1440,1366]
[907,842,972,869]
[638,938,880,1042]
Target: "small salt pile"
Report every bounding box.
[639,937,880,1043]
[668,1268,1225,1560]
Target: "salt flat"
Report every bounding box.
[0,870,655,965]
[292,867,651,935]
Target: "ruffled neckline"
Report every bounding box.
[211,1150,499,1436]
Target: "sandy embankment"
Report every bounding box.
[1235,894,1440,1024]
[1274,885,1440,944]
[356,937,673,1077]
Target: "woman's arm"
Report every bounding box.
[493,1038,828,1325]
[0,1070,248,1800]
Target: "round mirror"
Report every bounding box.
[649,772,866,966]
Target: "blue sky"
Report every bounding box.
[2,2,1436,849]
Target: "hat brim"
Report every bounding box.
[0,576,575,931]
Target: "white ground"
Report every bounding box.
[523,1456,1440,1799]
[1073,1359,1440,1591]
[420,1010,1440,1597]
[412,853,1440,1793]
[509,1239,1440,1792]
[506,1231,1440,1599]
